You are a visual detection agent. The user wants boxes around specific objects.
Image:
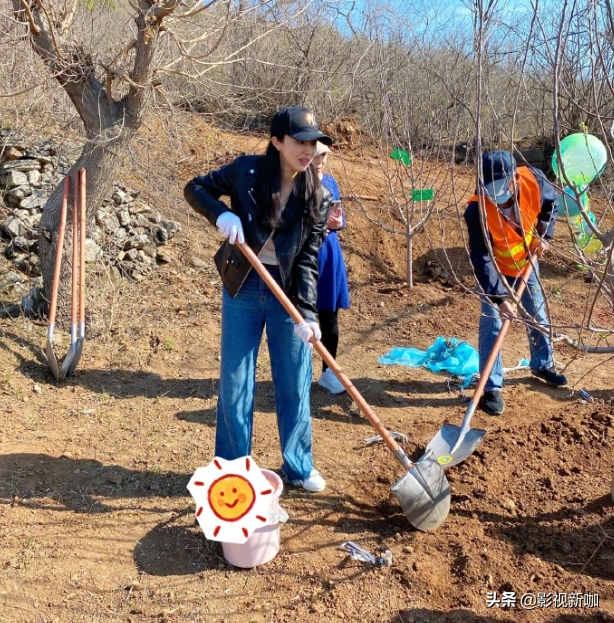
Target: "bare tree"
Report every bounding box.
[5,0,206,316]
[471,0,614,357]
[3,0,320,318]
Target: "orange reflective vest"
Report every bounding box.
[468,167,541,277]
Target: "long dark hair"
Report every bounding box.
[256,138,323,230]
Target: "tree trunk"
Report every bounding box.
[39,131,134,323]
[11,0,170,322]
[406,227,413,289]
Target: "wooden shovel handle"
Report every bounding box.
[48,176,69,326]
[79,167,86,327]
[471,257,536,404]
[238,242,411,467]
[71,171,79,328]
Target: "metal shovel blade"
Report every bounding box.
[391,455,451,532]
[62,338,84,378]
[45,327,62,382]
[425,423,487,468]
[60,328,78,379]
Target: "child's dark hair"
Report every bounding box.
[257,138,322,230]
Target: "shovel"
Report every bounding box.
[237,242,450,532]
[425,258,536,468]
[45,175,70,381]
[60,167,86,378]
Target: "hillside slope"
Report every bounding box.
[1,115,613,623]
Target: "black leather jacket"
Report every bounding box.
[184,155,332,321]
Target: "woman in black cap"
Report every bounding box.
[184,106,333,491]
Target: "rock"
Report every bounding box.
[161,219,181,237]
[116,208,131,227]
[11,236,33,251]
[20,190,47,211]
[85,239,103,262]
[151,225,169,245]
[20,286,46,316]
[503,498,516,511]
[3,170,28,188]
[113,189,129,205]
[0,271,24,294]
[89,225,104,244]
[40,170,55,185]
[27,254,41,275]
[156,249,172,264]
[113,227,128,242]
[26,170,42,186]
[5,185,32,200]
[100,212,121,234]
[1,217,26,238]
[134,213,152,228]
[1,158,40,172]
[137,250,151,263]
[129,202,151,215]
[192,257,208,270]
[122,237,144,252]
[142,242,157,259]
[2,146,25,161]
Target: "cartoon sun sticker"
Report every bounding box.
[209,474,255,521]
[187,456,278,544]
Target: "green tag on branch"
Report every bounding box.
[390,147,411,166]
[412,188,434,201]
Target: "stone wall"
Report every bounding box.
[0,131,181,298]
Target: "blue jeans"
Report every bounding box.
[215,266,315,481]
[479,264,554,392]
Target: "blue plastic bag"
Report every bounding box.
[378,337,479,387]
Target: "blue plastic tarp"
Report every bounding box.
[378,337,479,387]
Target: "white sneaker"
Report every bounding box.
[290,469,326,492]
[317,368,345,394]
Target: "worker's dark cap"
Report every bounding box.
[481,150,517,205]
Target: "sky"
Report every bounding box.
[328,0,539,42]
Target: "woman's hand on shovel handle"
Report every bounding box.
[216,211,245,245]
[294,320,322,348]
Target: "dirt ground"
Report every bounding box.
[1,118,614,623]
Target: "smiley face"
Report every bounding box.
[208,474,256,521]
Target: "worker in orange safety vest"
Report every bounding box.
[464,150,567,416]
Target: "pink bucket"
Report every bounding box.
[221,469,285,568]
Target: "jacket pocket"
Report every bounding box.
[214,241,244,276]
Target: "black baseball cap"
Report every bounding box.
[481,150,517,204]
[270,106,333,145]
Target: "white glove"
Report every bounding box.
[294,319,322,348]
[216,211,245,245]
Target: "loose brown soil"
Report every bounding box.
[1,117,613,623]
